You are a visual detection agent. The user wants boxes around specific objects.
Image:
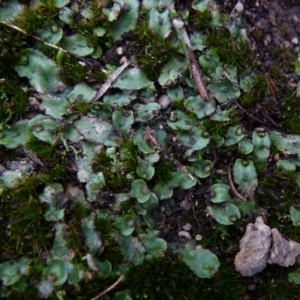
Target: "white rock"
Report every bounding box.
[116,47,123,55]
[268,228,300,267]
[234,217,272,277]
[182,223,192,231]
[292,37,299,45]
[195,234,202,241]
[235,2,244,13]
[158,95,171,110]
[178,231,191,239]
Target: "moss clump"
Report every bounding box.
[123,252,246,300]
[0,145,20,163]
[57,54,88,85]
[206,28,252,72]
[94,217,123,265]
[256,169,300,240]
[65,203,91,256]
[92,141,138,192]
[280,93,300,134]
[0,25,27,79]
[257,265,300,300]
[0,81,29,125]
[25,135,69,182]
[131,21,179,81]
[0,177,53,259]
[149,158,174,186]
[240,74,269,107]
[15,6,58,35]
[192,8,214,30]
[72,100,92,115]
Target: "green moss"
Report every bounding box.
[0,80,29,125]
[57,54,87,85]
[149,158,174,186]
[92,141,138,192]
[25,134,55,158]
[258,265,300,300]
[94,217,123,265]
[131,21,179,81]
[0,177,53,259]
[72,100,92,115]
[193,8,214,30]
[202,109,240,144]
[45,165,68,182]
[256,170,300,240]
[270,46,295,82]
[240,74,268,107]
[280,93,300,134]
[0,145,19,163]
[90,68,108,82]
[25,135,69,182]
[206,28,252,72]
[73,3,112,50]
[123,252,246,300]
[15,6,58,35]
[65,203,91,256]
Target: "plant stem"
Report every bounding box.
[90,274,124,300]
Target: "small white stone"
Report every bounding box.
[158,95,171,109]
[116,47,123,55]
[235,2,244,12]
[173,18,184,29]
[292,37,299,45]
[292,15,298,25]
[178,231,191,239]
[195,234,202,241]
[182,223,192,231]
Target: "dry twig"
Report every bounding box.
[90,274,124,300]
[173,19,210,102]
[227,166,247,202]
[143,126,195,180]
[1,21,92,65]
[265,73,278,99]
[91,58,131,102]
[233,99,269,125]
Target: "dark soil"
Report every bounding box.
[219,0,300,80]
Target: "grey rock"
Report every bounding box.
[268,228,300,267]
[234,217,272,276]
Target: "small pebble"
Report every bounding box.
[182,223,192,231]
[292,37,299,45]
[195,234,202,241]
[235,2,244,13]
[116,47,123,55]
[158,95,171,110]
[178,231,191,239]
[292,15,298,25]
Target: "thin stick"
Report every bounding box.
[259,107,280,128]
[0,21,92,65]
[173,19,210,102]
[233,99,269,125]
[265,73,277,99]
[164,152,195,181]
[192,201,201,229]
[90,274,124,300]
[143,126,195,180]
[91,58,131,103]
[227,166,247,201]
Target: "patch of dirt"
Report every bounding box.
[218,0,300,76]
